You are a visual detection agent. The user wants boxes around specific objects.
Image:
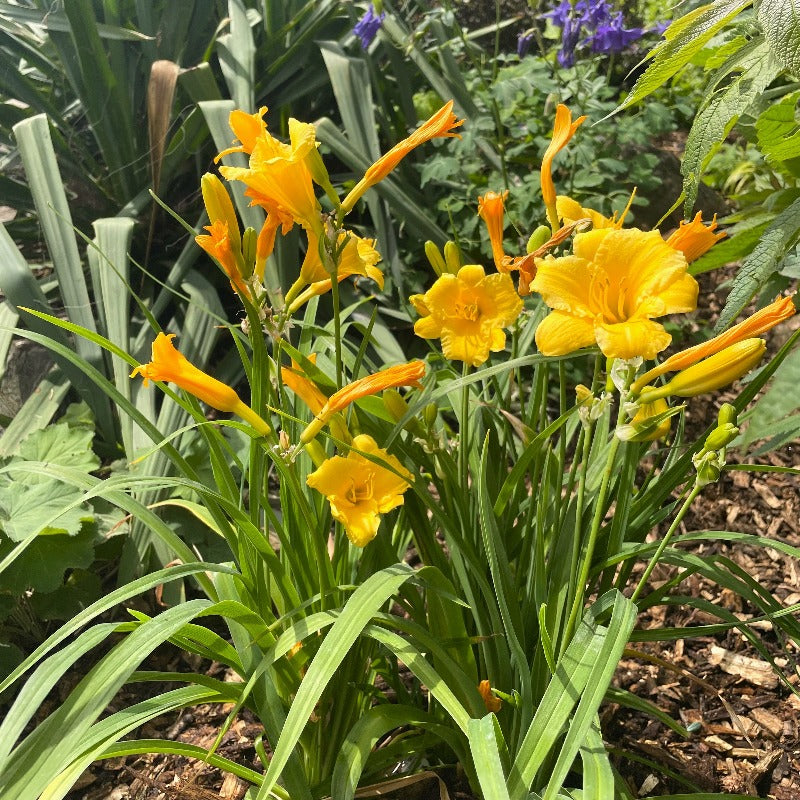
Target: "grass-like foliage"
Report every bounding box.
[1,29,800,800]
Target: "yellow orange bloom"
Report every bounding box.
[541,105,587,231]
[531,228,698,359]
[281,355,327,416]
[665,212,726,263]
[478,191,508,272]
[195,220,250,297]
[411,264,523,366]
[341,101,464,213]
[286,231,384,313]
[220,119,322,234]
[131,333,271,435]
[201,173,242,254]
[300,361,425,444]
[216,106,269,159]
[639,339,766,401]
[477,680,502,713]
[306,434,412,546]
[631,294,796,393]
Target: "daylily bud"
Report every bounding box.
[424,241,447,276]
[443,240,462,274]
[703,422,739,452]
[526,225,551,254]
[424,402,438,429]
[617,397,672,442]
[639,339,766,401]
[718,403,737,427]
[201,173,241,255]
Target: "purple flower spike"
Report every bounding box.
[353,4,385,50]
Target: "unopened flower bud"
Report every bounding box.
[424,241,447,276]
[640,339,766,401]
[693,451,722,487]
[443,240,462,274]
[718,403,737,427]
[424,402,438,429]
[703,422,739,452]
[617,397,672,442]
[526,225,551,254]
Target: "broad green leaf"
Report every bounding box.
[0,529,95,594]
[468,716,511,800]
[617,0,753,111]
[579,719,614,800]
[682,40,779,212]
[0,419,100,541]
[755,90,800,164]
[715,196,800,330]
[758,0,800,75]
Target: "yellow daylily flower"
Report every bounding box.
[341,100,464,213]
[478,190,509,272]
[220,118,322,234]
[531,228,698,359]
[195,220,251,298]
[300,361,425,444]
[639,338,766,401]
[306,434,412,547]
[631,294,796,393]
[216,106,269,159]
[131,333,271,435]
[541,104,587,231]
[411,265,523,367]
[664,212,726,263]
[477,680,502,713]
[286,231,384,313]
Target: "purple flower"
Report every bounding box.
[557,13,582,67]
[545,0,573,27]
[517,31,535,58]
[588,12,643,53]
[353,4,385,50]
[651,20,670,35]
[577,0,612,28]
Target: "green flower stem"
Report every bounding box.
[630,483,702,604]
[460,361,471,491]
[566,424,592,616]
[561,397,625,652]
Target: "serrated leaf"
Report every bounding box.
[758,0,800,75]
[618,0,752,111]
[14,421,99,482]
[682,40,779,212]
[716,196,800,329]
[0,480,92,542]
[756,90,800,164]
[689,218,771,275]
[0,529,95,594]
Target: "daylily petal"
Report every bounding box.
[535,311,596,356]
[594,318,672,360]
[530,256,596,317]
